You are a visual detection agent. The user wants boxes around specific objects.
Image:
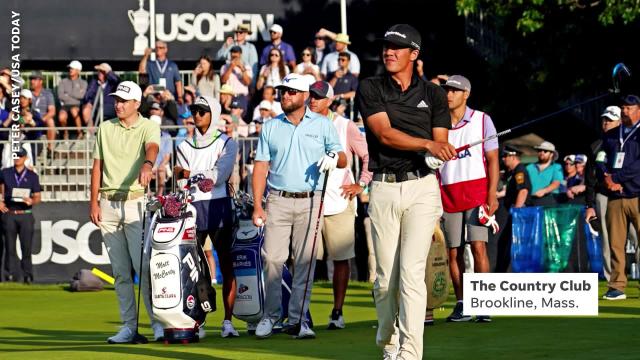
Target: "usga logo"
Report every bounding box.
[238,284,249,294]
[186,295,195,309]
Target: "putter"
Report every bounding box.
[454,63,632,153]
[131,189,149,344]
[287,170,330,337]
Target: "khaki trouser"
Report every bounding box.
[262,192,322,324]
[606,197,640,291]
[99,198,155,331]
[369,174,442,360]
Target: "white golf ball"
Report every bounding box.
[256,218,264,226]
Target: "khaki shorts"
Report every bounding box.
[203,235,212,251]
[318,201,356,261]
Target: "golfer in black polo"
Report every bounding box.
[356,24,455,360]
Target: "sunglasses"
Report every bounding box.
[302,52,311,56]
[189,108,209,117]
[270,53,280,57]
[315,37,324,40]
[537,150,552,154]
[339,58,349,62]
[270,31,278,34]
[279,88,300,96]
[564,161,576,166]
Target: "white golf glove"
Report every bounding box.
[317,151,338,173]
[478,204,500,234]
[425,153,444,170]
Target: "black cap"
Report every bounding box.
[16,147,28,157]
[622,94,640,106]
[29,70,44,80]
[230,45,242,53]
[501,145,522,157]
[380,24,421,50]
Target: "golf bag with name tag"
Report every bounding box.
[149,176,216,343]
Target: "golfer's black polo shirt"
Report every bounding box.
[356,73,450,174]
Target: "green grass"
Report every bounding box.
[0,281,638,359]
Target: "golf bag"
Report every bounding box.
[231,191,313,329]
[148,175,216,343]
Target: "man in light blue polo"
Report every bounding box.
[526,140,564,206]
[251,73,347,339]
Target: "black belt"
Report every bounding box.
[271,190,318,198]
[372,169,432,183]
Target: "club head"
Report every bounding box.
[130,332,149,344]
[612,63,631,93]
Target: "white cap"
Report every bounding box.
[270,24,283,34]
[67,60,82,71]
[94,62,112,73]
[258,100,272,111]
[276,73,312,92]
[149,114,162,126]
[109,81,142,101]
[601,105,621,121]
[20,89,32,99]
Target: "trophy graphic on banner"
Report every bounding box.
[128,0,150,56]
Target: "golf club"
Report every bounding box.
[131,190,150,344]
[287,170,330,337]
[454,62,632,153]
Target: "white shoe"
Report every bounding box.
[107,327,134,344]
[152,322,165,341]
[198,326,206,339]
[295,322,316,339]
[221,320,239,338]
[255,318,274,339]
[382,343,399,360]
[327,314,345,330]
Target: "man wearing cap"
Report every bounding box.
[597,94,640,300]
[217,24,259,76]
[89,81,163,343]
[560,154,587,204]
[356,24,455,360]
[585,105,625,281]
[252,86,282,121]
[498,145,530,271]
[174,95,240,338]
[308,80,371,330]
[0,148,41,283]
[526,141,563,206]
[436,74,500,323]
[138,41,183,104]
[320,32,361,79]
[259,24,296,71]
[29,71,57,154]
[58,60,88,140]
[252,73,347,339]
[220,46,252,116]
[2,89,45,146]
[82,63,120,127]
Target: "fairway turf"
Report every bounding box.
[0,281,638,359]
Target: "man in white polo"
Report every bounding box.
[90,81,162,343]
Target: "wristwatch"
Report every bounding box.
[358,180,367,188]
[143,160,154,167]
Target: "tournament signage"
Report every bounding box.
[27,201,112,284]
[0,0,285,63]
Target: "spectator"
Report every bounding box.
[256,48,289,91]
[0,68,10,111]
[575,154,587,177]
[308,80,371,330]
[328,52,358,119]
[319,31,361,79]
[585,105,626,281]
[148,114,172,195]
[560,154,586,204]
[251,86,282,121]
[141,88,179,134]
[220,46,252,116]
[251,73,346,339]
[295,47,321,80]
[57,60,88,140]
[253,100,274,124]
[259,24,296,71]
[89,81,163,343]
[526,141,563,206]
[2,90,44,157]
[221,99,248,138]
[29,71,56,154]
[497,145,530,272]
[192,55,221,101]
[174,111,195,149]
[216,24,259,77]
[138,41,183,104]
[597,94,640,301]
[219,84,235,115]
[0,148,41,283]
[313,33,333,68]
[82,63,119,127]
[438,75,499,323]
